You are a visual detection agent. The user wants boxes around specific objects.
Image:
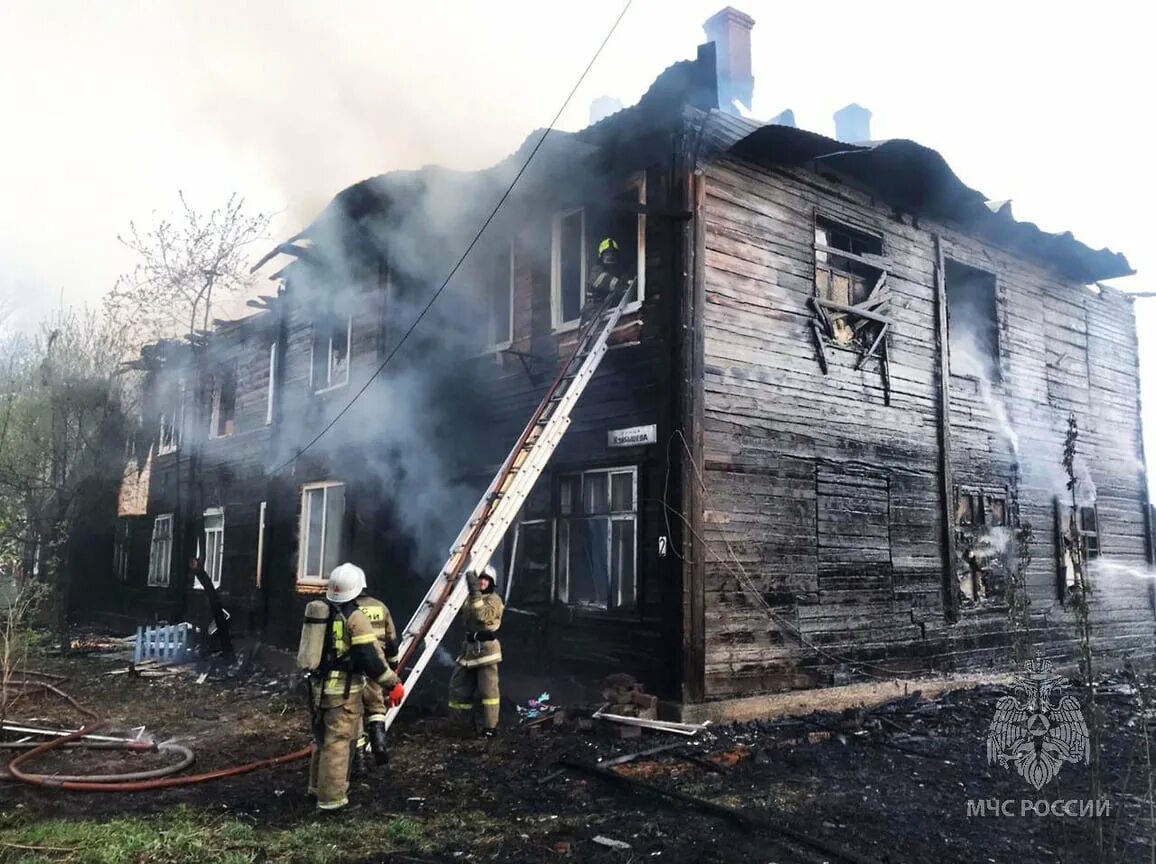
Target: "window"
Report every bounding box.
[955,486,1011,604]
[197,508,225,589]
[298,482,345,584]
[113,520,131,582]
[147,513,173,587]
[552,209,585,329]
[209,368,237,438]
[556,467,637,609]
[507,480,554,608]
[157,379,184,455]
[552,179,647,331]
[265,343,277,425]
[1080,506,1100,560]
[311,315,351,392]
[946,260,1000,381]
[482,244,514,351]
[256,501,267,589]
[813,216,885,348]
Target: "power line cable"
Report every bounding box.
[271,0,634,476]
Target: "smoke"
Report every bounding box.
[1090,558,1156,581]
[950,325,1020,460]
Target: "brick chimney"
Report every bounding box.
[703,7,755,116]
[589,95,624,125]
[834,103,872,143]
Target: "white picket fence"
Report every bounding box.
[133,623,192,664]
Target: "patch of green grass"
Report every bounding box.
[0,807,438,864]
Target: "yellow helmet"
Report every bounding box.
[598,237,619,257]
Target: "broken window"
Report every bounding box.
[158,379,184,455]
[485,244,514,350]
[209,368,237,439]
[552,208,586,328]
[147,513,173,587]
[506,479,554,608]
[552,178,646,329]
[298,482,345,584]
[946,260,1000,381]
[311,314,351,392]
[197,508,225,589]
[1056,500,1101,600]
[955,486,1011,604]
[556,467,637,609]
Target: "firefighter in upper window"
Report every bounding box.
[297,563,404,812]
[580,237,635,326]
[353,587,400,771]
[447,563,504,737]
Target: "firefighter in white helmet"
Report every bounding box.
[447,562,504,736]
[298,563,404,811]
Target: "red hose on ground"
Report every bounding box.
[7,723,312,792]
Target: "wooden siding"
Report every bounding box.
[698,156,1153,698]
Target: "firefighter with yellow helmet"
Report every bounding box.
[297,563,404,811]
[447,562,504,736]
[580,236,635,327]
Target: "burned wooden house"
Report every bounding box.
[105,7,1152,715]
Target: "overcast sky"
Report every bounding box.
[2,0,1153,477]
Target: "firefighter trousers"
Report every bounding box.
[357,679,387,751]
[448,662,500,730]
[308,697,363,810]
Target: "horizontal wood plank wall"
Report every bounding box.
[699,156,1153,699]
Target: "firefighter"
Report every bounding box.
[354,588,400,770]
[301,563,404,812]
[447,563,504,736]
[580,237,635,327]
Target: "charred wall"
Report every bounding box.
[696,155,1153,699]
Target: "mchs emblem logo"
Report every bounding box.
[986,657,1090,790]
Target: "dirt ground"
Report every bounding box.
[1,645,1153,864]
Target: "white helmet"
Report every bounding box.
[481,563,498,581]
[327,562,366,604]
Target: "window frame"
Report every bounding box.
[147,513,173,587]
[622,172,647,314]
[265,342,277,425]
[555,465,639,610]
[208,367,237,439]
[481,242,515,353]
[944,258,1002,383]
[196,507,225,590]
[157,379,184,455]
[551,207,586,332]
[297,481,346,586]
[256,500,267,589]
[310,315,352,394]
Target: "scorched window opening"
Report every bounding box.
[311,315,351,393]
[945,259,1001,383]
[157,378,185,455]
[209,367,237,439]
[550,176,646,331]
[812,214,886,351]
[482,242,514,352]
[298,482,346,584]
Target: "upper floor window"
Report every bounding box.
[158,378,184,455]
[551,176,646,331]
[312,315,351,393]
[946,260,1000,382]
[484,244,514,351]
[813,216,885,348]
[209,367,237,439]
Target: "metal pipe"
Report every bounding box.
[1,723,144,745]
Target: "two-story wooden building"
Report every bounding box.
[104,8,1152,713]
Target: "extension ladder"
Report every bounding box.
[382,283,635,729]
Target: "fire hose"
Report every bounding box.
[2,677,312,792]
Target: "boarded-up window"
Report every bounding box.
[816,467,891,593]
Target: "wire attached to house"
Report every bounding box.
[269,0,635,477]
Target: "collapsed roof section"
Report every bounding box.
[261,39,1131,286]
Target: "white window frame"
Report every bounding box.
[157,379,184,455]
[624,172,646,314]
[265,342,277,425]
[556,466,639,610]
[256,501,267,589]
[297,481,345,586]
[310,316,352,394]
[551,207,586,332]
[195,507,225,590]
[147,513,173,587]
[484,242,515,353]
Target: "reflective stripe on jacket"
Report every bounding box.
[356,595,400,669]
[456,592,503,668]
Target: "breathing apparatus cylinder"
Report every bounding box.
[297,599,330,670]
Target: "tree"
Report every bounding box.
[0,306,127,650]
[104,192,271,346]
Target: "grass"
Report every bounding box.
[0,805,442,864]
